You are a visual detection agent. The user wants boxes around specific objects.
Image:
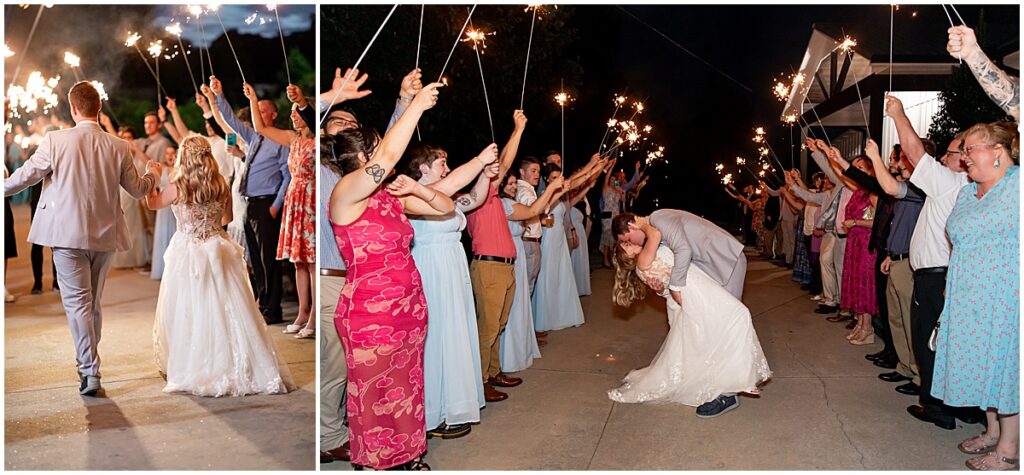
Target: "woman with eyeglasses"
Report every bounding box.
[931,121,1019,471]
[326,81,451,471]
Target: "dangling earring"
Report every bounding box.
[995,159,1001,168]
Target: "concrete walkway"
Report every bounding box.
[4,203,315,470]
[323,250,984,470]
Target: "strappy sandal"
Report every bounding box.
[960,434,1001,455]
[295,328,316,339]
[405,458,431,471]
[966,452,1020,471]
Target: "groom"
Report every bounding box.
[5,82,162,396]
[613,209,748,418]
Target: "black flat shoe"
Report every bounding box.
[872,358,898,369]
[814,304,839,314]
[427,423,472,440]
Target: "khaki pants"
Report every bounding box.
[886,259,919,382]
[319,274,348,450]
[470,260,516,381]
[819,233,845,307]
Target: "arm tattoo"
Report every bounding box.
[455,196,473,207]
[967,50,1021,121]
[364,164,386,184]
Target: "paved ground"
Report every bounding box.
[4,203,316,470]
[320,248,985,471]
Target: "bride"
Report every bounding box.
[609,222,771,417]
[147,136,295,397]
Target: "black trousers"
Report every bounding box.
[872,251,894,354]
[807,235,822,294]
[911,270,949,410]
[244,196,283,319]
[29,183,57,289]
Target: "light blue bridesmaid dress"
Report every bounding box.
[150,169,177,280]
[499,198,541,373]
[568,206,591,296]
[410,209,485,430]
[532,200,585,331]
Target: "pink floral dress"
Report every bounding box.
[332,189,427,469]
[840,189,877,315]
[276,136,315,263]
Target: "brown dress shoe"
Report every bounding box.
[320,441,350,463]
[535,331,549,338]
[483,383,508,402]
[488,372,523,388]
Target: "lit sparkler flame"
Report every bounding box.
[633,101,644,113]
[754,127,766,135]
[759,147,769,157]
[166,22,183,37]
[63,51,80,68]
[206,4,220,12]
[722,173,734,185]
[6,71,61,118]
[715,163,725,173]
[643,125,653,133]
[614,95,627,105]
[90,81,109,101]
[772,80,790,102]
[125,32,142,48]
[783,113,798,124]
[838,36,857,52]
[461,29,494,52]
[524,3,556,18]
[736,157,746,165]
[607,118,617,127]
[4,44,14,58]
[147,41,164,59]
[187,4,204,16]
[266,4,276,11]
[554,91,571,106]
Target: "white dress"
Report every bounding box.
[608,245,771,406]
[153,200,295,397]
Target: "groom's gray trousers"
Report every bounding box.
[52,248,114,378]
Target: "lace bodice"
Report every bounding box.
[635,245,673,298]
[172,200,228,241]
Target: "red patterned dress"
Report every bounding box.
[332,189,428,469]
[276,136,315,263]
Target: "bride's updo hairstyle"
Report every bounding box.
[612,244,648,307]
[172,135,229,205]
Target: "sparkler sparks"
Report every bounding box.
[4,44,14,58]
[90,80,109,101]
[722,173,734,185]
[63,51,80,68]
[838,36,857,52]
[614,95,627,105]
[125,32,142,48]
[166,22,183,37]
[554,91,571,106]
[147,41,164,59]
[6,71,61,118]
[524,3,556,18]
[461,28,494,52]
[187,4,204,16]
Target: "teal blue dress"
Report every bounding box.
[499,198,541,373]
[568,206,591,296]
[410,209,485,429]
[932,166,1019,413]
[532,200,585,331]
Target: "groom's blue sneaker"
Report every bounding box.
[696,394,739,418]
[79,375,101,396]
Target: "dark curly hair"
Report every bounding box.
[322,126,381,176]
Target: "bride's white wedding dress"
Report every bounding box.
[153,200,295,397]
[608,245,771,406]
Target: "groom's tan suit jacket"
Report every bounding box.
[4,121,158,252]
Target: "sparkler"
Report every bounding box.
[520,4,542,109]
[889,4,894,94]
[167,21,200,93]
[415,4,424,69]
[6,71,61,119]
[269,4,292,84]
[63,51,82,82]
[318,4,399,128]
[554,80,572,166]
[3,44,14,58]
[437,4,476,82]
[598,94,628,153]
[753,127,787,172]
[940,5,963,64]
[9,4,46,88]
[214,6,247,83]
[188,5,214,79]
[464,19,495,144]
[148,41,165,104]
[125,32,169,98]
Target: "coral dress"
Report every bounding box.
[332,190,428,469]
[277,136,315,263]
[839,189,877,315]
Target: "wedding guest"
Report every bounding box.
[135,111,173,163]
[516,155,545,294]
[4,165,15,303]
[328,82,451,470]
[406,142,498,439]
[150,145,178,280]
[211,75,291,325]
[946,25,1019,122]
[533,164,585,332]
[498,170,563,372]
[599,159,625,267]
[108,125,152,269]
[243,82,315,339]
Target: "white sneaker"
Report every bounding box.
[810,294,823,302]
[4,288,15,303]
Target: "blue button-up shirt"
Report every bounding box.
[215,93,291,210]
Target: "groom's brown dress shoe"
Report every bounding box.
[483,383,508,402]
[488,373,523,388]
[320,442,350,463]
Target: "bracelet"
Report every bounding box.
[398,96,413,105]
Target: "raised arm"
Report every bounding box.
[496,110,527,183]
[320,67,372,108]
[386,69,422,133]
[200,86,238,141]
[884,96,925,166]
[808,139,842,188]
[334,82,442,210]
[863,139,900,196]
[948,26,1020,121]
[243,83,296,147]
[455,163,497,214]
[432,143,498,196]
[211,76,258,146]
[165,98,192,140]
[387,174,455,216]
[507,176,564,221]
[158,106,182,144]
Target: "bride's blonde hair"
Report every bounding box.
[612,245,648,307]
[172,135,230,205]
